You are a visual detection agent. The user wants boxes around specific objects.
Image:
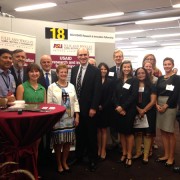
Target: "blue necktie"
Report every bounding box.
[45,72,50,87]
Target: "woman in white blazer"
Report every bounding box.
[47,64,79,174]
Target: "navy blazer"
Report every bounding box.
[70,64,102,116]
[38,70,58,91]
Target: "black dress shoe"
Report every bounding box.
[155,158,168,163]
[64,168,72,173]
[89,162,97,172]
[142,159,148,165]
[57,170,66,175]
[173,166,180,173]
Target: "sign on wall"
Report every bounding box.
[0,30,36,65]
[50,40,95,69]
[45,27,115,43]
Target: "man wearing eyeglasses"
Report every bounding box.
[10,49,28,90]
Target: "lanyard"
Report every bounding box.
[1,73,10,90]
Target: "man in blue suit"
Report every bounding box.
[71,47,101,172]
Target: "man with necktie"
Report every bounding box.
[70,47,101,172]
[108,49,124,151]
[38,55,58,91]
[10,49,28,91]
[38,54,58,159]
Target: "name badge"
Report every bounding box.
[12,82,16,88]
[108,72,114,77]
[166,84,174,91]
[123,83,131,89]
[139,87,144,92]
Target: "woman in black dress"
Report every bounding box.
[97,62,113,160]
[133,67,157,164]
[112,60,139,167]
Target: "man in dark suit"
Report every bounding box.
[108,49,124,150]
[10,49,28,90]
[38,54,58,158]
[38,55,58,91]
[70,47,101,171]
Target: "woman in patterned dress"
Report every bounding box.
[47,64,80,174]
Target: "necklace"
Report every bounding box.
[57,81,68,88]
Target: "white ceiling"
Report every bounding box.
[1,0,180,49]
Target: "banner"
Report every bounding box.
[0,30,36,65]
[50,40,95,69]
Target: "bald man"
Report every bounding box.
[38,55,58,90]
[38,55,58,158]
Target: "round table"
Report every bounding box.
[0,103,65,180]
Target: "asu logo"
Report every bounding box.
[53,44,63,48]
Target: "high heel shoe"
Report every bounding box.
[132,154,142,160]
[117,154,126,163]
[155,158,168,163]
[125,158,132,168]
[165,160,175,167]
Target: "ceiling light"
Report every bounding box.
[15,3,57,12]
[116,30,145,35]
[172,4,180,8]
[117,45,138,49]
[83,12,124,20]
[161,42,180,46]
[131,41,157,44]
[151,33,180,38]
[135,17,180,24]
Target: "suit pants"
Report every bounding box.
[75,114,98,163]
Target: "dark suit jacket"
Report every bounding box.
[38,70,58,91]
[70,64,102,116]
[109,66,118,81]
[10,66,28,88]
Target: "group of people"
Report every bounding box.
[0,47,180,176]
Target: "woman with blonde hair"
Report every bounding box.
[142,54,162,77]
[47,64,80,174]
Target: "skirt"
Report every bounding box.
[156,96,177,133]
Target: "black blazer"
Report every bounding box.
[70,64,102,116]
[38,70,58,91]
[10,66,28,88]
[109,66,118,81]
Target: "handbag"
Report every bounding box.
[133,114,149,128]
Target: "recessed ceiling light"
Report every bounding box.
[151,33,180,38]
[115,30,145,35]
[131,41,157,44]
[83,12,124,20]
[161,42,180,46]
[135,17,180,24]
[172,4,180,8]
[15,3,57,12]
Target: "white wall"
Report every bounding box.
[123,47,180,75]
[0,17,115,67]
